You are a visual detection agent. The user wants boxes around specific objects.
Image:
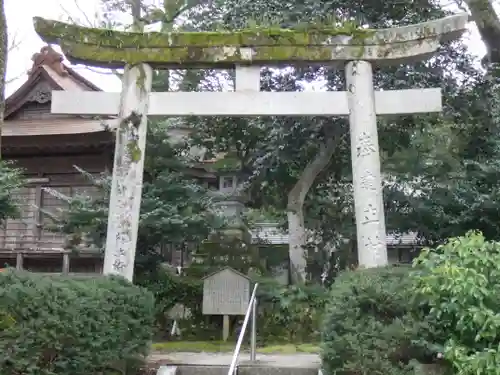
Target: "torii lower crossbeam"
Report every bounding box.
[51,88,441,116]
[50,65,444,278]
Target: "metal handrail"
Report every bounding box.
[227,283,258,375]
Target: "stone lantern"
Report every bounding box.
[209,155,251,243]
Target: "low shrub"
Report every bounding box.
[321,266,420,375]
[0,270,155,375]
[138,267,327,344]
[256,280,328,343]
[412,231,500,375]
[135,266,205,339]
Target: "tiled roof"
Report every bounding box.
[251,224,419,246]
[4,45,105,126]
[3,118,112,137]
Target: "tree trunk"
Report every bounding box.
[287,209,307,283]
[464,0,500,63]
[0,0,8,158]
[287,136,340,283]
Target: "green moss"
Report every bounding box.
[32,16,456,67]
[34,17,375,49]
[135,64,147,94]
[33,17,379,67]
[126,140,142,162]
[56,41,377,67]
[119,111,142,163]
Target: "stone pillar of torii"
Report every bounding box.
[33,13,468,281]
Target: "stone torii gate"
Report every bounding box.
[33,14,468,281]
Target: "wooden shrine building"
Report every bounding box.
[0,46,114,274]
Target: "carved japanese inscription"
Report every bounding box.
[356,131,376,157]
[359,170,377,191]
[361,203,379,225]
[361,233,387,265]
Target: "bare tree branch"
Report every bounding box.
[5,72,24,85]
[7,32,22,53]
[4,30,27,84]
[73,0,95,27]
[72,65,123,76]
[60,0,100,27]
[463,0,500,63]
[451,0,469,13]
[58,0,123,80]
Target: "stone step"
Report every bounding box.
[150,352,320,375]
[156,365,318,375]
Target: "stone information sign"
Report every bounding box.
[202,267,251,316]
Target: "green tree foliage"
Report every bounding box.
[0,270,155,375]
[187,236,265,278]
[135,265,204,337]
[257,280,328,343]
[412,231,500,374]
[384,72,500,245]
[0,161,24,224]
[47,120,223,271]
[321,232,500,375]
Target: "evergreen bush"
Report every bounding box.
[0,270,155,375]
[136,266,203,338]
[412,231,500,374]
[321,266,419,375]
[257,280,328,343]
[0,161,25,224]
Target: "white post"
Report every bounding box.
[345,60,388,268]
[103,63,153,281]
[250,297,257,361]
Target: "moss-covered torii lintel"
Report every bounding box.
[33,13,468,69]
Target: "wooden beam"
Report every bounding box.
[51,88,442,117]
[62,253,70,274]
[34,184,42,248]
[16,252,23,270]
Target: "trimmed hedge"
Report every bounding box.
[321,266,419,375]
[0,270,155,375]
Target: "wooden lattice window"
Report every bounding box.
[0,183,102,252]
[39,186,72,250]
[39,185,100,251]
[0,187,37,250]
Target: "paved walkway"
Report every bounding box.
[149,352,321,368]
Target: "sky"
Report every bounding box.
[4,0,488,97]
[5,0,123,95]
